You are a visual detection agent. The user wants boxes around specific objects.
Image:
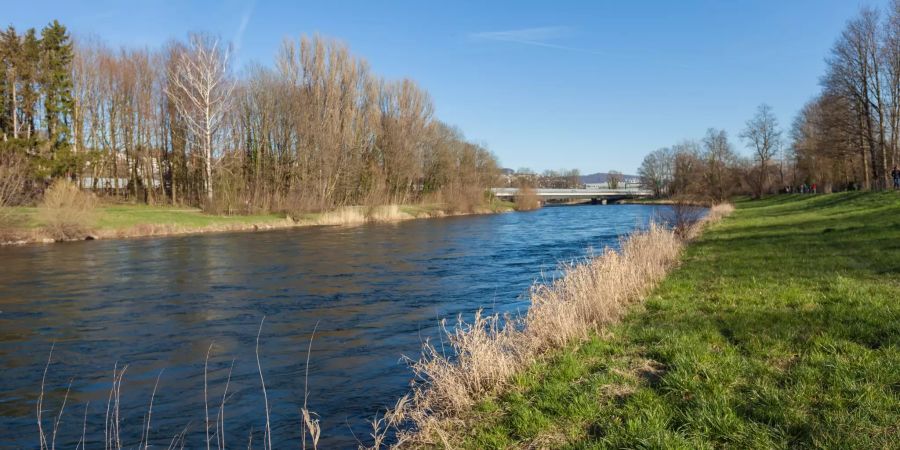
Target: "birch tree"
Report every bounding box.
[166,33,233,203]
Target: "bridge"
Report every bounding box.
[491,187,653,204]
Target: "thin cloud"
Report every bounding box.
[233,0,257,54]
[467,26,603,55]
[469,26,572,44]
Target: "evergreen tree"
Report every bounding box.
[40,21,73,146]
[39,20,74,176]
[19,28,39,141]
[0,26,20,141]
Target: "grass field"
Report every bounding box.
[5,204,288,230]
[457,192,900,449]
[94,205,287,230]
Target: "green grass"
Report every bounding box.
[401,203,448,216]
[93,204,285,230]
[459,192,900,449]
[3,204,287,231]
[485,198,516,212]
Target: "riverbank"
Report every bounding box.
[0,200,515,245]
[440,192,900,448]
[391,202,732,446]
[4,201,652,448]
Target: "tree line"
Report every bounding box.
[503,168,583,189]
[794,1,900,191]
[640,2,900,200]
[0,21,501,214]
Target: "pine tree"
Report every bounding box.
[40,21,73,145]
[0,26,20,141]
[19,28,39,141]
[39,20,75,176]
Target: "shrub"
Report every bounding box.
[513,186,541,211]
[658,198,707,238]
[0,152,30,240]
[39,180,97,240]
[0,152,28,207]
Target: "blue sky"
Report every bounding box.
[7,0,890,174]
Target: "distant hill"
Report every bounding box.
[580,172,639,184]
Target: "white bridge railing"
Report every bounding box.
[491,187,653,198]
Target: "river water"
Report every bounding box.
[0,204,666,448]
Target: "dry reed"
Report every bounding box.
[31,318,295,450]
[389,203,733,445]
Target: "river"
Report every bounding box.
[0,204,666,448]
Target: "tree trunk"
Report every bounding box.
[205,127,213,202]
[11,73,18,139]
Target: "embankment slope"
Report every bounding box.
[455,192,900,448]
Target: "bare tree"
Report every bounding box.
[670,140,703,198]
[884,0,900,171]
[701,128,738,202]
[5,23,503,214]
[607,170,623,189]
[791,94,861,191]
[825,7,889,189]
[638,147,674,197]
[0,151,27,206]
[564,169,581,189]
[166,33,233,203]
[740,104,782,198]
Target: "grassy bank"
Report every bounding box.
[0,199,515,244]
[2,204,291,242]
[451,192,900,448]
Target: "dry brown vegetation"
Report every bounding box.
[38,180,97,241]
[387,204,733,446]
[657,199,709,238]
[71,33,499,214]
[513,186,541,211]
[0,152,27,207]
[0,151,29,239]
[34,322,284,450]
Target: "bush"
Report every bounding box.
[0,152,28,207]
[0,152,30,240]
[513,186,541,211]
[39,180,97,240]
[657,198,707,238]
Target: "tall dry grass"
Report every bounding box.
[39,180,97,241]
[390,203,733,445]
[310,203,469,226]
[33,318,324,450]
